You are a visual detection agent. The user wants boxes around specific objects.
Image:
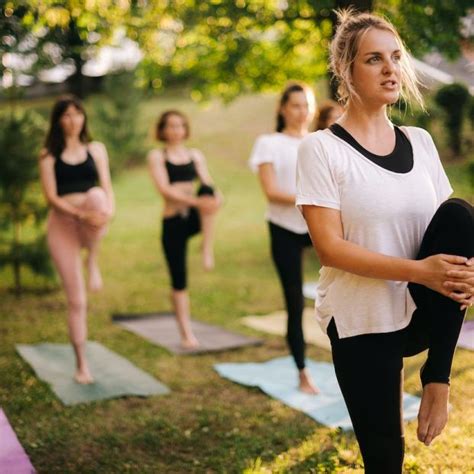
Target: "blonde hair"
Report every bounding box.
[329,9,424,109]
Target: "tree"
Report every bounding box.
[133,0,472,100]
[2,1,472,101]
[0,107,53,293]
[1,1,135,96]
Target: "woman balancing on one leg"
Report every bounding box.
[249,83,322,394]
[296,10,474,473]
[148,110,221,349]
[39,95,115,384]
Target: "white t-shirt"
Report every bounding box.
[249,133,309,234]
[296,126,453,339]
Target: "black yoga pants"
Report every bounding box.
[327,198,474,474]
[269,222,312,370]
[161,184,214,290]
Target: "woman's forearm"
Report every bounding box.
[317,237,421,283]
[161,186,199,207]
[47,196,82,218]
[266,190,296,205]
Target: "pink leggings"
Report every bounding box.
[47,187,108,347]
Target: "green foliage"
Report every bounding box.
[90,71,147,174]
[434,83,470,156]
[377,0,472,60]
[0,108,53,292]
[6,1,471,101]
[468,96,474,129]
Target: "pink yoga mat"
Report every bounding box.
[458,321,474,351]
[0,409,35,474]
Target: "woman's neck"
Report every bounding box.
[338,101,392,136]
[282,124,308,138]
[64,135,84,149]
[165,142,186,152]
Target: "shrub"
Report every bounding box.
[0,109,53,293]
[434,83,470,156]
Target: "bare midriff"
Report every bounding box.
[162,181,195,218]
[60,191,91,208]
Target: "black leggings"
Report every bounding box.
[161,184,214,290]
[327,198,474,474]
[269,222,312,370]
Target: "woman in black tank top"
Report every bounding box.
[148,110,221,350]
[39,95,115,384]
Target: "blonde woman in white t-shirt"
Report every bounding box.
[250,83,321,394]
[296,10,474,473]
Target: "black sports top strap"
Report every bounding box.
[54,148,99,196]
[164,148,198,183]
[329,123,413,174]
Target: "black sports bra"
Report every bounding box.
[54,150,99,196]
[329,123,413,173]
[164,149,198,183]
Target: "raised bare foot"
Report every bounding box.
[74,368,94,384]
[202,249,215,271]
[87,258,103,292]
[181,336,200,350]
[417,382,449,446]
[299,368,320,395]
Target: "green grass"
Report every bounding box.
[0,92,473,473]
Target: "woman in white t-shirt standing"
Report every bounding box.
[296,10,474,473]
[250,83,320,394]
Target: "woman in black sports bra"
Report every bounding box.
[39,95,115,384]
[148,109,221,349]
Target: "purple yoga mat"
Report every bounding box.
[0,409,35,474]
[458,321,474,351]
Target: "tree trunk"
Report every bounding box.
[68,55,86,98]
[13,219,21,295]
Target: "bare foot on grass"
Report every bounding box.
[417,383,449,446]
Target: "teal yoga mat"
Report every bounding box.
[16,341,170,406]
[215,356,421,430]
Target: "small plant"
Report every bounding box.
[434,83,470,156]
[0,108,53,293]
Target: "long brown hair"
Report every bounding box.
[276,83,314,132]
[44,95,90,158]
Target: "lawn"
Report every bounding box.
[0,92,473,473]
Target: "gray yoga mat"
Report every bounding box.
[112,312,262,354]
[16,341,170,406]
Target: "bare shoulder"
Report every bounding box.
[89,141,108,161]
[39,148,54,166]
[147,148,165,165]
[190,148,206,163]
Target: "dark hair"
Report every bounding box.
[315,100,342,131]
[276,83,310,132]
[44,94,90,158]
[156,110,190,142]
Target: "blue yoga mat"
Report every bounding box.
[214,356,421,430]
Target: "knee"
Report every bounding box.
[85,187,108,210]
[68,296,87,315]
[438,198,474,226]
